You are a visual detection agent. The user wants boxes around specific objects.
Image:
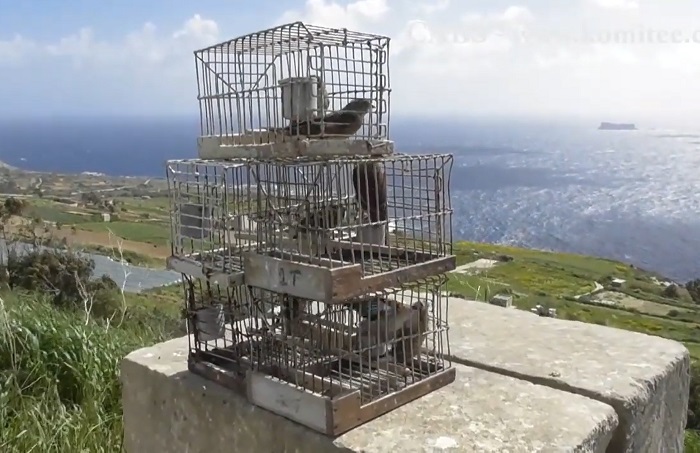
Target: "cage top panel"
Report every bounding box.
[166,152,453,168]
[195,21,390,55]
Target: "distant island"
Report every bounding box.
[598,122,637,131]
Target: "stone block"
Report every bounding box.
[121,336,618,453]
[447,297,690,452]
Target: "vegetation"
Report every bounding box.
[75,221,170,246]
[447,242,700,450]
[0,244,183,451]
[0,184,699,449]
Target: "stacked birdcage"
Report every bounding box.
[166,21,456,436]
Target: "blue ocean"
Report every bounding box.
[0,116,698,283]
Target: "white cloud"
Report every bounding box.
[590,0,639,10]
[278,0,389,30]
[0,34,37,63]
[0,2,699,119]
[172,14,219,44]
[4,14,219,68]
[416,0,450,15]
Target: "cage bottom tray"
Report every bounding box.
[198,135,395,160]
[167,250,245,287]
[188,344,456,436]
[244,245,456,304]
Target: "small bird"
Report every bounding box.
[352,161,388,223]
[343,295,397,324]
[290,203,347,257]
[272,99,373,138]
[293,203,347,235]
[354,299,416,359]
[279,294,308,336]
[391,301,429,365]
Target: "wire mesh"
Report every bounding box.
[194,22,391,144]
[167,154,453,281]
[167,159,258,277]
[185,274,450,405]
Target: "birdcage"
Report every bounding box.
[165,154,456,300]
[166,159,256,286]
[194,22,392,160]
[185,273,454,435]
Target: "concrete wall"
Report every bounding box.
[121,297,690,453]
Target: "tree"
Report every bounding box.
[1,197,26,217]
[0,247,120,317]
[687,279,700,304]
[663,284,681,299]
[688,364,700,430]
[81,192,101,206]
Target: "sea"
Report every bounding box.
[0,115,698,283]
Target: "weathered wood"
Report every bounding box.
[359,255,457,294]
[329,239,455,267]
[189,349,456,437]
[166,255,245,287]
[198,134,394,160]
[243,252,363,301]
[327,391,362,435]
[243,251,455,304]
[246,370,329,434]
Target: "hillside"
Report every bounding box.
[4,190,700,360]
[1,180,700,450]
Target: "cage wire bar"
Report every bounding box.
[185,273,453,435]
[194,22,392,159]
[166,153,456,299]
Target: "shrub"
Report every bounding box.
[687,279,700,304]
[663,284,681,299]
[0,244,121,319]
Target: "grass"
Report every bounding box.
[449,241,700,361]
[453,241,643,297]
[4,195,700,449]
[75,221,170,246]
[688,431,700,453]
[0,288,183,452]
[22,204,96,225]
[116,196,170,214]
[449,241,700,450]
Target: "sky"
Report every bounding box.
[1,0,699,122]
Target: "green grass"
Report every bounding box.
[450,241,700,450]
[449,241,700,361]
[76,221,170,246]
[0,288,183,452]
[23,204,96,225]
[0,231,697,449]
[453,241,650,298]
[116,196,170,214]
[688,430,700,453]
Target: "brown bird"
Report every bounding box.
[291,203,347,257]
[354,299,416,359]
[391,301,429,365]
[291,203,347,238]
[272,99,373,138]
[352,161,388,223]
[279,294,308,337]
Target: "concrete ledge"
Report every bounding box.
[447,298,690,453]
[122,336,618,453]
